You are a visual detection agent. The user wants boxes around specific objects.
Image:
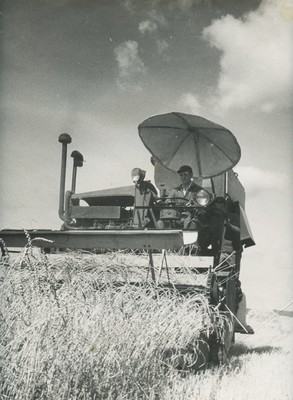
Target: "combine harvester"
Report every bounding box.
[0,112,255,364]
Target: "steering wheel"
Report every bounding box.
[162,197,189,202]
[157,197,193,207]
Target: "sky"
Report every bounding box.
[1,0,293,309]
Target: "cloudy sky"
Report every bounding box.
[1,0,292,309]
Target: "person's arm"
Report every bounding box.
[166,187,179,198]
[227,213,240,233]
[163,188,177,204]
[145,181,158,196]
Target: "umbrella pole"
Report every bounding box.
[224,172,228,195]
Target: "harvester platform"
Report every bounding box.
[0,229,190,251]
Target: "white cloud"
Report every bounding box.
[122,0,136,14]
[123,0,213,13]
[175,0,202,10]
[114,40,147,89]
[234,166,289,195]
[138,10,166,34]
[149,9,167,25]
[139,20,158,34]
[202,0,293,114]
[259,102,275,113]
[114,41,146,77]
[178,92,202,114]
[156,39,169,56]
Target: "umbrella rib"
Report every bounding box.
[203,130,238,163]
[141,125,191,165]
[168,130,191,162]
[169,135,198,172]
[171,113,202,175]
[193,129,202,176]
[172,112,192,130]
[172,113,203,176]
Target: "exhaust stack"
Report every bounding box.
[58,133,72,221]
[71,150,84,193]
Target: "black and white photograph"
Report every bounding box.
[0,0,292,399]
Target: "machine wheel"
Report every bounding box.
[209,339,228,365]
[209,271,237,365]
[209,315,233,366]
[205,272,220,306]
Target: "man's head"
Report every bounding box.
[177,165,193,186]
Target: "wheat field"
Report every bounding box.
[0,245,292,400]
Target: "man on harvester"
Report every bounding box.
[168,165,202,230]
[157,165,203,230]
[168,165,202,201]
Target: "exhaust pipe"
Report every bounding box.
[70,150,84,193]
[58,133,72,221]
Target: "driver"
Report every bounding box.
[168,165,202,203]
[166,165,203,229]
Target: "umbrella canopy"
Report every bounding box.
[138,112,241,178]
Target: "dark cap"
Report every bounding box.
[177,165,193,174]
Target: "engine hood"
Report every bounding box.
[71,185,135,206]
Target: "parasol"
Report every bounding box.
[138,112,241,178]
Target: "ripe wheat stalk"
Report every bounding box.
[0,241,227,400]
